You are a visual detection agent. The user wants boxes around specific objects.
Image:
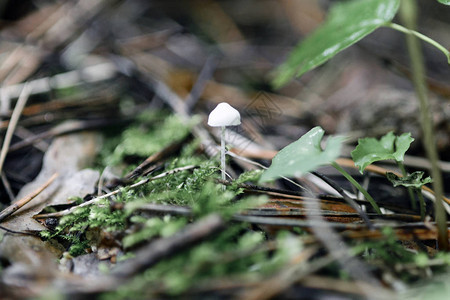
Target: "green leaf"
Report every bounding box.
[351,132,414,173]
[273,0,400,88]
[386,171,432,189]
[260,126,344,182]
[437,0,450,5]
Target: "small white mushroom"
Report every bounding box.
[208,102,241,185]
[208,102,241,127]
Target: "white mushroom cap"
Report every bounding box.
[207,102,241,127]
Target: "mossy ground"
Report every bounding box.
[39,110,450,299]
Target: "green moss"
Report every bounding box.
[102,230,301,299]
[41,193,130,256]
[43,156,268,258]
[234,169,263,185]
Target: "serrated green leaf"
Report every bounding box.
[259,126,344,182]
[386,172,432,189]
[351,132,414,173]
[437,0,450,5]
[273,0,400,88]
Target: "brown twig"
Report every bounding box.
[0,173,58,222]
[0,83,31,175]
[133,203,193,216]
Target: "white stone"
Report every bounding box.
[207,102,241,127]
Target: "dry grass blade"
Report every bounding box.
[0,83,31,174]
[33,165,197,219]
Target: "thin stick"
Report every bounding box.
[0,83,31,175]
[34,165,196,219]
[0,173,58,222]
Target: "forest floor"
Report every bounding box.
[1,1,450,299]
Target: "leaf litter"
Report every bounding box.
[1,131,102,232]
[0,1,450,299]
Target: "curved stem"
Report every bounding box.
[312,171,374,229]
[221,126,226,187]
[385,22,450,64]
[397,161,417,210]
[331,162,382,214]
[416,189,426,221]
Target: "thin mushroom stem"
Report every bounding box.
[221,126,226,187]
